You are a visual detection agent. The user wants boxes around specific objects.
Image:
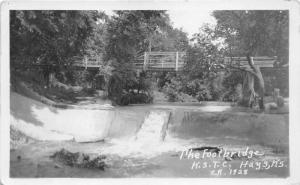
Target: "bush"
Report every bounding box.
[162,77,184,102]
[184,79,212,101]
[222,71,244,102]
[162,77,204,102]
[161,72,241,102]
[120,92,153,105]
[163,87,179,102]
[195,88,212,101]
[108,70,153,105]
[222,84,243,102]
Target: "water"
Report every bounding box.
[99,110,192,159]
[10,103,289,177]
[135,110,169,142]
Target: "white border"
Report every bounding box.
[1,0,300,185]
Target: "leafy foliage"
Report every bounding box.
[10,10,103,67]
[10,10,108,93]
[105,11,171,105]
[10,10,289,106]
[160,24,225,102]
[212,10,289,107]
[213,10,288,65]
[162,75,214,102]
[185,24,225,79]
[222,71,244,101]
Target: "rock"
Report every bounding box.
[54,163,62,168]
[224,156,232,161]
[190,146,221,153]
[264,101,289,114]
[170,153,179,157]
[276,96,285,107]
[264,102,278,111]
[50,149,107,170]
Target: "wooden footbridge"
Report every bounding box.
[224,56,277,69]
[71,51,187,71]
[133,51,186,71]
[73,53,276,71]
[12,52,277,71]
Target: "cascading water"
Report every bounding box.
[10,101,289,177]
[99,110,191,159]
[135,110,170,142]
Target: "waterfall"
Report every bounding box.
[135,110,170,142]
[99,110,191,158]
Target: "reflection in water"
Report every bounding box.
[196,105,231,112]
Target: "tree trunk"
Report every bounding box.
[239,56,265,110]
[240,72,256,107]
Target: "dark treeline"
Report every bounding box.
[10,10,288,107]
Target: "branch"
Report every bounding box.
[246,55,256,71]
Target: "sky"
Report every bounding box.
[104,10,217,38]
[167,10,217,38]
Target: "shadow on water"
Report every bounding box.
[10,92,59,126]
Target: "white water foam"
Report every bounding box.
[135,111,168,142]
[99,110,197,159]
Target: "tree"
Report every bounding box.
[212,10,288,109]
[148,27,189,52]
[104,10,171,105]
[185,24,225,80]
[10,10,103,85]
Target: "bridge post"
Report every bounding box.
[175,52,179,71]
[84,56,88,70]
[143,52,148,70]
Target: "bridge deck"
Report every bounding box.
[12,54,277,72]
[133,51,186,71]
[224,56,276,69]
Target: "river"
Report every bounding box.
[10,94,289,177]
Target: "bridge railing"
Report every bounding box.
[224,56,276,69]
[70,52,187,71]
[72,55,103,69]
[70,54,276,71]
[134,51,186,71]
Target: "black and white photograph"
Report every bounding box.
[1,0,300,184]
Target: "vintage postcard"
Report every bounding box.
[1,0,300,185]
